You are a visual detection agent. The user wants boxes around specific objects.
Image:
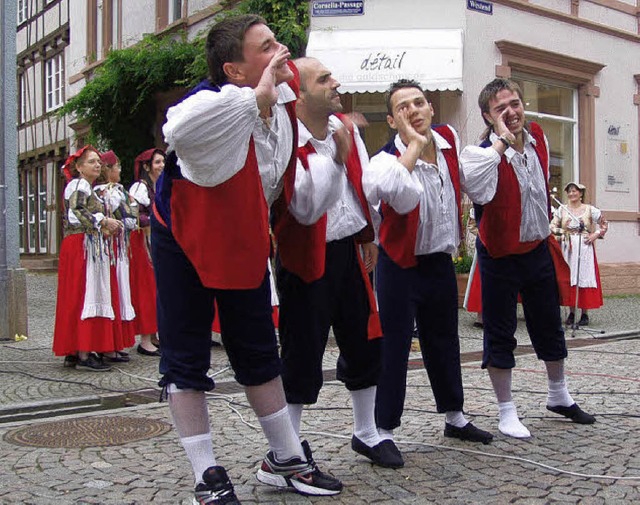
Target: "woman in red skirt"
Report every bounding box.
[53,146,127,371]
[129,148,166,356]
[550,182,608,326]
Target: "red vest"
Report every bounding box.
[164,66,300,289]
[273,114,375,283]
[272,115,382,339]
[378,125,463,268]
[477,122,550,258]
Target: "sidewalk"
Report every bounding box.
[0,272,638,503]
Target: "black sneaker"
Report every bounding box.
[75,353,112,372]
[194,466,240,505]
[256,440,343,496]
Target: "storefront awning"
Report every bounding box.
[305,29,463,93]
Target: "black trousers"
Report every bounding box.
[277,236,381,405]
[375,248,463,431]
[477,238,567,369]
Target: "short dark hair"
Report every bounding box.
[478,78,524,126]
[206,14,267,86]
[385,79,425,115]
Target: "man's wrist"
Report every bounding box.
[498,135,513,148]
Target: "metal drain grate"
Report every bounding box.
[4,415,172,448]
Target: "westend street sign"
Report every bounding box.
[467,0,493,15]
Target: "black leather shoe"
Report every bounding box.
[136,345,161,357]
[351,436,404,468]
[578,313,589,326]
[547,403,595,424]
[444,422,493,444]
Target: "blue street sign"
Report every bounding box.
[311,1,365,17]
[467,0,493,15]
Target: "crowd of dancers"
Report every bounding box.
[51,14,607,505]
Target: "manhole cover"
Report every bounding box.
[4,416,172,448]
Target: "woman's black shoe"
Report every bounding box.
[137,345,161,357]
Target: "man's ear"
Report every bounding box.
[222,62,244,84]
[386,114,397,131]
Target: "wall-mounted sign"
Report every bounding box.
[306,29,463,93]
[311,1,364,17]
[604,121,631,194]
[467,0,493,15]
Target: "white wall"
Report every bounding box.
[310,0,465,31]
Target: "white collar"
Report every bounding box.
[393,127,452,157]
[298,114,345,147]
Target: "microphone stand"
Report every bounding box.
[550,194,605,338]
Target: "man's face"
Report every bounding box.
[299,59,342,115]
[387,87,434,136]
[483,89,526,136]
[233,23,293,88]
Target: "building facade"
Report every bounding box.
[307,0,640,294]
[15,0,640,293]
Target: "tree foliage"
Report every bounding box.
[61,0,309,183]
[238,0,309,57]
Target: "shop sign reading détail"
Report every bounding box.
[311,1,364,17]
[306,29,463,93]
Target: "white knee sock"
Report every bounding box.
[167,384,216,483]
[378,427,395,441]
[287,403,304,437]
[180,433,216,484]
[547,379,574,408]
[258,406,305,462]
[498,401,531,438]
[445,411,468,428]
[351,386,382,447]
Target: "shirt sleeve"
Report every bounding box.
[162,85,259,187]
[288,153,344,226]
[66,179,104,231]
[129,182,150,206]
[459,145,500,205]
[363,151,422,214]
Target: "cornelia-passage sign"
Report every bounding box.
[311,1,365,17]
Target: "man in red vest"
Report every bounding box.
[460,78,595,439]
[151,16,342,504]
[272,57,403,469]
[365,80,493,461]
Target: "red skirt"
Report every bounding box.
[129,229,157,335]
[53,234,129,356]
[564,251,603,310]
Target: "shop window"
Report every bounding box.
[511,76,578,194]
[495,40,603,201]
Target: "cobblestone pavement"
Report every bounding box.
[0,272,638,504]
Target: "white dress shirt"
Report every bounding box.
[365,126,460,255]
[460,130,550,242]
[162,82,296,206]
[289,115,376,242]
